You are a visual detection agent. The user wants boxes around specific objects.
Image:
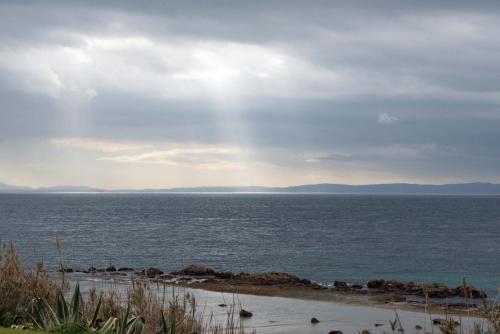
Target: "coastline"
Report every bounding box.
[63,264,489,317]
[72,272,486,334]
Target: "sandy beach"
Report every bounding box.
[74,273,485,334]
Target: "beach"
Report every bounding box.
[74,273,485,334]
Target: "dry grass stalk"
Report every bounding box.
[0,242,66,310]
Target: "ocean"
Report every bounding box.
[1,193,500,293]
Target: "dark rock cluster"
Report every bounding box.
[362,279,486,298]
[171,265,233,279]
[59,264,487,300]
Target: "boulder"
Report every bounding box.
[367,279,385,289]
[88,266,97,273]
[334,281,348,290]
[159,274,174,280]
[58,267,74,273]
[231,272,312,287]
[118,267,134,272]
[214,271,234,279]
[310,317,320,324]
[433,318,460,326]
[142,267,164,278]
[177,276,193,282]
[173,265,216,276]
[105,266,117,272]
[239,309,253,318]
[454,286,487,299]
[329,331,343,334]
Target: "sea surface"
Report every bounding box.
[1,193,500,293]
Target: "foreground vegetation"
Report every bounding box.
[2,242,500,334]
[0,243,247,334]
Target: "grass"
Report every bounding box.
[0,328,45,334]
[3,241,500,334]
[0,242,250,334]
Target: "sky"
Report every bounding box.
[1,1,500,189]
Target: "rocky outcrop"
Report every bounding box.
[334,281,364,291]
[239,309,253,318]
[367,279,385,289]
[172,265,216,276]
[230,272,319,288]
[141,267,164,278]
[433,318,460,326]
[171,265,234,279]
[365,279,486,299]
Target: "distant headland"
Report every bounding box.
[2,181,500,195]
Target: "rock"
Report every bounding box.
[239,309,253,318]
[310,317,320,323]
[351,284,363,289]
[159,274,174,280]
[334,281,349,290]
[384,280,405,290]
[118,267,134,272]
[200,278,218,284]
[214,271,234,279]
[367,279,385,289]
[88,266,97,273]
[178,276,192,282]
[454,286,487,299]
[432,318,460,326]
[58,267,74,273]
[299,278,312,285]
[173,265,216,276]
[218,304,227,307]
[415,325,423,331]
[105,266,117,272]
[329,331,343,334]
[231,272,313,287]
[142,267,164,278]
[375,323,383,327]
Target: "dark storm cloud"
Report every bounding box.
[1,0,500,184]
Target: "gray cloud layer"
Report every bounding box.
[1,1,500,187]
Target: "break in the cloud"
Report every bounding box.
[1,1,500,188]
[97,145,247,171]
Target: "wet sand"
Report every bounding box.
[75,275,486,334]
[185,280,483,316]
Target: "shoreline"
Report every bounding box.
[61,264,488,317]
[73,277,485,334]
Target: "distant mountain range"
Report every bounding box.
[2,181,500,195]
